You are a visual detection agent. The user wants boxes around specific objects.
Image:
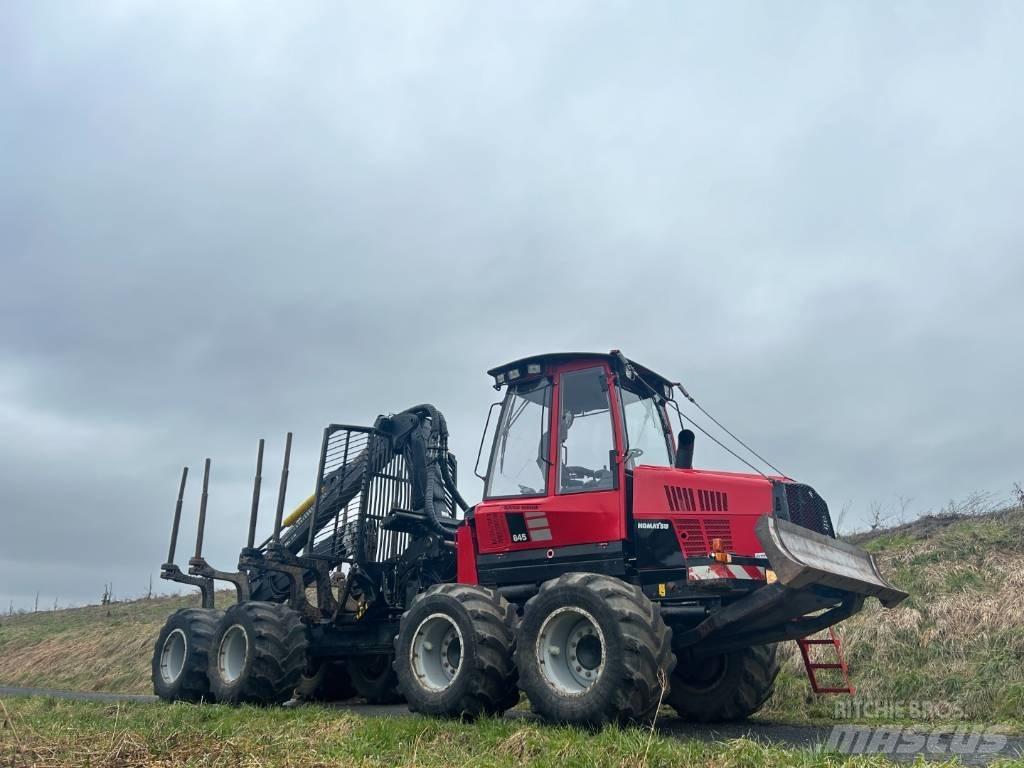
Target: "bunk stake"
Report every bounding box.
[166,466,188,566]
[247,439,265,549]
[272,432,293,543]
[194,458,211,559]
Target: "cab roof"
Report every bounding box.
[487,350,675,396]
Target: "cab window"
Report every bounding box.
[558,367,616,493]
[620,386,673,469]
[484,378,552,498]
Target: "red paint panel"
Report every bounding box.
[473,491,623,554]
[633,466,773,556]
[455,524,479,585]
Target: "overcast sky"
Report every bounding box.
[2,3,1022,610]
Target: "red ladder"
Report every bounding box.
[797,627,855,694]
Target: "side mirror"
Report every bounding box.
[675,429,695,469]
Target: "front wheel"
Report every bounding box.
[667,644,780,722]
[395,583,519,718]
[515,572,674,726]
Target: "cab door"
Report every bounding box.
[542,362,625,548]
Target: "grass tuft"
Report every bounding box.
[1,697,995,768]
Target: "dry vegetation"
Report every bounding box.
[0,697,986,768]
[763,500,1024,725]
[0,593,234,694]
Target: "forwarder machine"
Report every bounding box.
[152,351,906,725]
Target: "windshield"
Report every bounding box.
[620,386,672,469]
[484,378,552,497]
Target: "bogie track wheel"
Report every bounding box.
[208,601,309,705]
[395,583,519,718]
[348,653,404,704]
[515,573,674,727]
[667,644,780,722]
[151,608,223,702]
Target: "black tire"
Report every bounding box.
[151,608,223,702]
[295,660,357,702]
[394,583,519,719]
[667,644,780,722]
[348,653,404,704]
[515,572,674,727]
[208,601,309,705]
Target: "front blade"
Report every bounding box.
[755,515,909,608]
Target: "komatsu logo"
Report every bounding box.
[636,520,670,531]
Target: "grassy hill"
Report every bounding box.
[2,502,1022,726]
[764,501,1024,725]
[0,592,233,694]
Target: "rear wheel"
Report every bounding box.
[667,644,780,722]
[151,608,223,702]
[348,653,404,704]
[395,583,519,718]
[208,601,309,705]
[515,573,674,726]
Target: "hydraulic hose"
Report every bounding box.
[404,404,466,540]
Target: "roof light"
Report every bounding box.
[507,368,521,381]
[527,363,542,375]
[495,372,506,385]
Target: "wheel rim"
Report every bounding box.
[217,624,249,684]
[536,606,605,695]
[410,613,463,692]
[159,628,188,684]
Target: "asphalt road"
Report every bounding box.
[1,686,1020,766]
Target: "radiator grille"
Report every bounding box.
[484,513,510,548]
[673,518,706,557]
[672,516,734,557]
[783,483,835,538]
[702,517,734,549]
[664,484,730,513]
[663,485,697,512]
[698,489,729,512]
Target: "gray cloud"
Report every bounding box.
[2,2,1022,608]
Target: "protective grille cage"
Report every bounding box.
[306,425,398,564]
[300,424,460,566]
[784,483,836,538]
